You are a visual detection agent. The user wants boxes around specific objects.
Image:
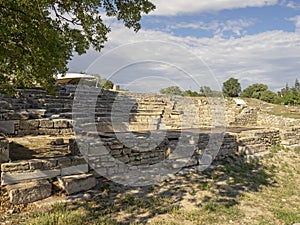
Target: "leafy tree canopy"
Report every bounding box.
[199,86,222,97]
[240,83,268,98]
[160,86,183,96]
[278,79,300,105]
[260,90,280,104]
[183,90,199,97]
[222,78,241,97]
[0,0,155,94]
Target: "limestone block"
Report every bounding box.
[1,169,61,185]
[59,128,74,135]
[39,119,54,128]
[28,159,57,170]
[19,120,39,130]
[1,161,29,172]
[38,129,58,135]
[57,157,72,167]
[0,138,9,163]
[6,111,29,120]
[0,120,19,134]
[71,156,87,165]
[7,180,52,204]
[53,119,69,128]
[69,138,80,156]
[50,138,64,145]
[58,174,96,195]
[61,164,89,176]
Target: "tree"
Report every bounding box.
[222,78,241,97]
[240,83,268,98]
[199,86,222,97]
[278,79,300,105]
[99,78,114,90]
[183,90,199,97]
[199,86,213,96]
[0,0,155,94]
[294,78,300,92]
[160,86,183,96]
[260,90,280,104]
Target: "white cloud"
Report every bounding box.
[284,0,300,9]
[69,23,300,92]
[150,0,278,16]
[166,19,255,38]
[288,15,300,33]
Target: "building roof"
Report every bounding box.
[55,73,98,86]
[56,73,96,80]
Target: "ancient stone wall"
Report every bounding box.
[257,112,300,128]
[0,85,298,204]
[0,85,262,136]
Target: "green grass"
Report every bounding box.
[243,98,300,119]
[4,147,300,225]
[273,207,300,224]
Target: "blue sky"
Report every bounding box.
[69,0,300,93]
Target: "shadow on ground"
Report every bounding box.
[62,155,276,224]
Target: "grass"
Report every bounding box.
[243,98,300,119]
[2,147,300,225]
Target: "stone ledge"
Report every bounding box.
[1,163,89,185]
[58,173,96,195]
[1,169,61,186]
[6,180,52,204]
[1,156,88,173]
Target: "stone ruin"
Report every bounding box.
[0,84,299,204]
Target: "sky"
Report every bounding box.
[68,0,300,93]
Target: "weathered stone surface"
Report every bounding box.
[0,120,19,134]
[7,180,52,204]
[1,161,29,172]
[0,138,9,163]
[50,138,64,145]
[19,120,39,130]
[28,159,57,170]
[61,164,89,176]
[39,119,54,128]
[71,156,87,165]
[57,157,72,167]
[69,138,81,156]
[53,119,69,128]
[1,169,61,185]
[58,174,96,195]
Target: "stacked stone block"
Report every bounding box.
[0,137,9,163]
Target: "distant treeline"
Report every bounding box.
[159,78,300,105]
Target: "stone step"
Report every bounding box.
[6,180,52,204]
[58,173,96,195]
[281,139,300,146]
[281,132,298,139]
[238,144,266,155]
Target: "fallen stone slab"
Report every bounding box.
[58,174,96,195]
[6,180,52,204]
[1,169,61,185]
